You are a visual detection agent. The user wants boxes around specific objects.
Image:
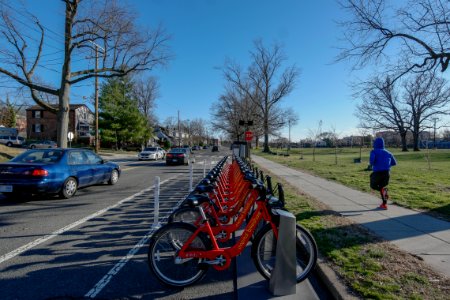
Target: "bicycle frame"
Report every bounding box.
[176,197,278,271]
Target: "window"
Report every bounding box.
[33,124,43,133]
[84,151,103,164]
[68,151,87,165]
[32,124,44,133]
[33,111,42,119]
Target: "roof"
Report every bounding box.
[26,104,92,113]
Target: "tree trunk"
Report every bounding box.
[57,89,70,148]
[57,0,75,148]
[263,116,270,152]
[411,121,420,151]
[400,131,408,152]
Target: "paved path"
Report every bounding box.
[252,155,450,278]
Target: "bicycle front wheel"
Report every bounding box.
[148,222,211,288]
[168,207,202,224]
[251,223,317,283]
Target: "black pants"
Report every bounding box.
[370,171,390,191]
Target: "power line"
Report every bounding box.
[0,1,65,43]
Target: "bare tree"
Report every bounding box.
[0,0,171,147]
[133,76,159,126]
[211,86,261,141]
[354,76,410,151]
[338,0,450,79]
[223,40,299,152]
[308,120,323,162]
[403,72,450,151]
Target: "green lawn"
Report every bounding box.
[256,147,450,220]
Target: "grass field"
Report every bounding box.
[256,147,450,220]
[269,175,450,299]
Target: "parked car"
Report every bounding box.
[138,147,164,160]
[0,148,121,199]
[165,148,194,165]
[0,135,25,147]
[203,145,208,149]
[212,145,219,152]
[28,140,57,149]
[157,147,166,159]
[192,145,201,151]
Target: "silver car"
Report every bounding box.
[28,140,58,149]
[0,135,25,147]
[138,147,163,160]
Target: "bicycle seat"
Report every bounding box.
[184,194,211,207]
[195,184,215,193]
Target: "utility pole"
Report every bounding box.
[433,117,438,148]
[89,40,104,153]
[288,119,291,155]
[177,110,181,147]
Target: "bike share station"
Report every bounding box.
[146,138,318,299]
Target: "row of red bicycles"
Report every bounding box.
[147,156,318,288]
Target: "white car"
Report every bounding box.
[138,147,164,160]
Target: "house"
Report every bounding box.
[26,104,94,144]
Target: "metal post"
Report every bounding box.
[88,40,104,153]
[189,163,193,192]
[269,209,297,296]
[153,176,161,229]
[203,159,206,177]
[94,46,99,153]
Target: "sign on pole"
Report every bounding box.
[68,132,74,142]
[245,131,253,141]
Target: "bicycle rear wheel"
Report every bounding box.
[251,223,317,283]
[148,222,211,287]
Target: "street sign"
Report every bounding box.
[245,131,253,141]
[68,131,74,142]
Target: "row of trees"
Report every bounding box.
[211,40,299,152]
[339,0,450,151]
[354,73,450,151]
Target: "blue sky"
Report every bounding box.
[2,0,368,141]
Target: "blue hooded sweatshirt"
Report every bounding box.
[369,137,397,172]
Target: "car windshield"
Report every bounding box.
[144,147,157,151]
[11,149,64,163]
[169,148,186,153]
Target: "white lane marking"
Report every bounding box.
[0,177,174,265]
[85,187,193,298]
[85,228,156,298]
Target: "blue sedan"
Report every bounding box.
[0,148,121,199]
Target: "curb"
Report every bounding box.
[315,257,359,300]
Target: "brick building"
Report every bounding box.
[26,104,94,144]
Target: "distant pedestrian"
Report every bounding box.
[369,137,397,210]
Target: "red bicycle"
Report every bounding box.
[147,182,317,288]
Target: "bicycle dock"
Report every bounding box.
[146,155,325,299]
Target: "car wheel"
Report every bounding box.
[30,145,36,149]
[60,177,77,199]
[108,169,119,185]
[6,142,12,147]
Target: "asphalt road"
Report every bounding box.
[0,150,327,300]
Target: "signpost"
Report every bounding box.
[68,132,74,148]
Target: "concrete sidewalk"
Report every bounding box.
[252,155,450,278]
